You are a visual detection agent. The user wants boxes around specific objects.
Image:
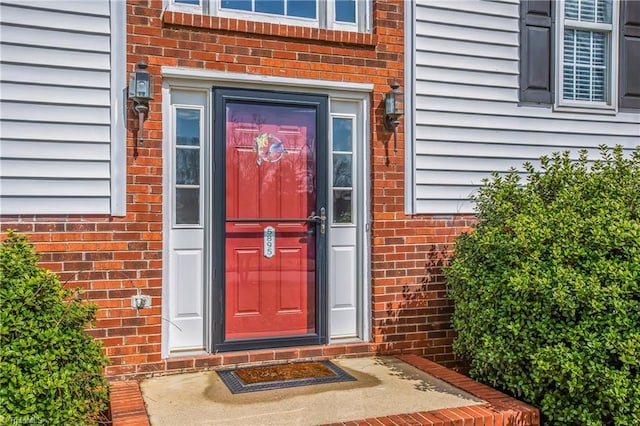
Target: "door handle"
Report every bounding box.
[307,207,326,234]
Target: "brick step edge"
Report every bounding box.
[110,380,150,426]
[325,355,540,426]
[401,354,540,425]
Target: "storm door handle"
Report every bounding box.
[307,207,326,234]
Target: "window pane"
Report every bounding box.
[596,0,612,23]
[176,148,200,185]
[221,0,251,11]
[592,68,606,101]
[565,0,612,23]
[563,64,575,98]
[332,117,352,151]
[575,30,591,64]
[288,0,316,18]
[563,30,576,100]
[333,189,352,223]
[579,0,596,22]
[176,109,200,146]
[176,188,200,224]
[256,0,284,15]
[335,0,356,23]
[175,0,200,4]
[565,0,579,20]
[333,154,352,187]
[575,66,592,100]
[564,30,575,63]
[592,32,606,65]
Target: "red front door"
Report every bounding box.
[224,100,320,341]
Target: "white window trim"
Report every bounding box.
[554,0,620,113]
[167,0,369,32]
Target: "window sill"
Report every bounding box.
[162,11,377,47]
[553,104,618,115]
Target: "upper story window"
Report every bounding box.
[171,0,368,32]
[519,0,640,112]
[557,0,618,110]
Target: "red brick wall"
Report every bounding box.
[370,215,476,366]
[1,0,474,377]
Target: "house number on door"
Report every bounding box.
[264,226,275,258]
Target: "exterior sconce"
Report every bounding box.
[128,61,154,147]
[384,81,403,153]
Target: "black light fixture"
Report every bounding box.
[128,61,154,147]
[384,81,403,153]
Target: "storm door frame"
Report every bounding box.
[212,87,329,352]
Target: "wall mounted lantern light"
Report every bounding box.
[383,81,403,153]
[128,61,154,148]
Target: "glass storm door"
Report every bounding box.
[213,89,328,351]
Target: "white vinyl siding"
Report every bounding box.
[407,0,640,214]
[0,0,126,215]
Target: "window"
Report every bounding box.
[519,0,640,111]
[557,0,617,109]
[169,0,368,32]
[174,107,203,226]
[332,116,354,224]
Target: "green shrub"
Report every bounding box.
[446,146,640,425]
[0,231,109,425]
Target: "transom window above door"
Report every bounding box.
[169,0,369,32]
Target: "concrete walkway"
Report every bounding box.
[113,355,539,425]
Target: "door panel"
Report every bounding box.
[329,232,357,337]
[224,100,318,340]
[169,242,204,350]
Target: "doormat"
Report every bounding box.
[217,360,356,394]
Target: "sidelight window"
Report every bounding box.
[332,116,354,224]
[174,107,203,225]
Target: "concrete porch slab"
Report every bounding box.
[140,356,483,425]
[122,355,539,425]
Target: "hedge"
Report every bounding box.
[446,146,640,424]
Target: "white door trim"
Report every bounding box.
[162,73,371,357]
[328,100,370,342]
[162,87,212,358]
[162,67,374,93]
